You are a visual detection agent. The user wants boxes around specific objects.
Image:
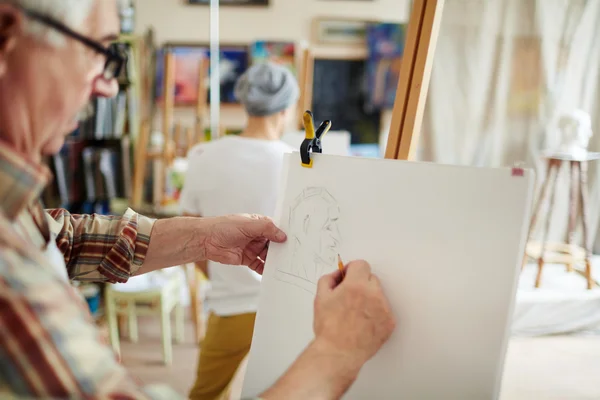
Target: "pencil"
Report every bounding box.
[337,254,345,278]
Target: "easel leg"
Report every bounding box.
[578,161,594,290]
[566,161,579,272]
[535,160,561,288]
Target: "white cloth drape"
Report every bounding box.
[421,0,600,249]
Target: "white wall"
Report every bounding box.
[135,0,410,45]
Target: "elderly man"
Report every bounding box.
[0,0,396,399]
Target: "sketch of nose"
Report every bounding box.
[330,224,341,245]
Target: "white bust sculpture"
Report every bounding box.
[557,109,593,158]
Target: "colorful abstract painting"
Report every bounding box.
[366,23,406,110]
[155,47,205,106]
[251,41,296,75]
[155,45,249,105]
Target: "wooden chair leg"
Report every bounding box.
[127,300,138,343]
[118,314,127,337]
[105,289,121,360]
[188,263,206,344]
[195,268,206,342]
[535,159,561,288]
[578,161,594,290]
[175,302,185,344]
[566,160,580,272]
[188,265,200,343]
[523,158,557,270]
[160,300,173,366]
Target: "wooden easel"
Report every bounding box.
[131,53,209,209]
[385,0,445,160]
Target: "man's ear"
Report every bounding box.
[0,4,22,76]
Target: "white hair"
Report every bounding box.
[4,0,95,46]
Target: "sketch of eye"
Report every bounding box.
[303,214,313,235]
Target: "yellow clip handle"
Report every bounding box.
[302,158,314,168]
[301,110,316,168]
[303,111,316,140]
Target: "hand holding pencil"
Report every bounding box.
[313,258,396,364]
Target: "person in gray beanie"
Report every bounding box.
[181,62,299,400]
[235,61,300,118]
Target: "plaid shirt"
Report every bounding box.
[0,142,184,399]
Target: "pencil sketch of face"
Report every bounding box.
[290,189,341,264]
[288,187,341,280]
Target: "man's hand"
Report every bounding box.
[313,260,396,367]
[203,214,287,274]
[141,214,286,275]
[260,260,395,400]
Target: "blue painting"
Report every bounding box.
[155,45,249,105]
[366,23,406,110]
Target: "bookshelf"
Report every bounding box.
[44,31,155,215]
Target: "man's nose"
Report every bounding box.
[92,76,119,98]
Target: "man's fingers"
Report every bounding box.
[246,215,287,243]
[239,214,286,242]
[245,242,270,275]
[248,256,265,275]
[316,270,343,296]
[263,220,287,243]
[258,246,268,263]
[344,260,372,281]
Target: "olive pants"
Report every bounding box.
[188,312,256,400]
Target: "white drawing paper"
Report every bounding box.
[242,152,534,400]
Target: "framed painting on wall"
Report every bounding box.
[155,46,205,106]
[250,41,297,75]
[155,43,249,105]
[313,18,371,46]
[186,0,269,5]
[365,23,406,110]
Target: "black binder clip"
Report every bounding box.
[300,110,331,168]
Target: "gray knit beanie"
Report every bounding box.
[234,62,300,117]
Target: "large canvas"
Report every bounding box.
[155,45,249,105]
[366,23,406,110]
[242,152,534,399]
[250,41,296,75]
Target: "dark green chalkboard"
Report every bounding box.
[312,59,381,144]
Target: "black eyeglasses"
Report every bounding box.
[21,8,126,80]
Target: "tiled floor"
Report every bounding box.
[121,314,600,399]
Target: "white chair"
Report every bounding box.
[104,267,185,366]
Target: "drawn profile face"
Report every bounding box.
[289,188,341,265]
